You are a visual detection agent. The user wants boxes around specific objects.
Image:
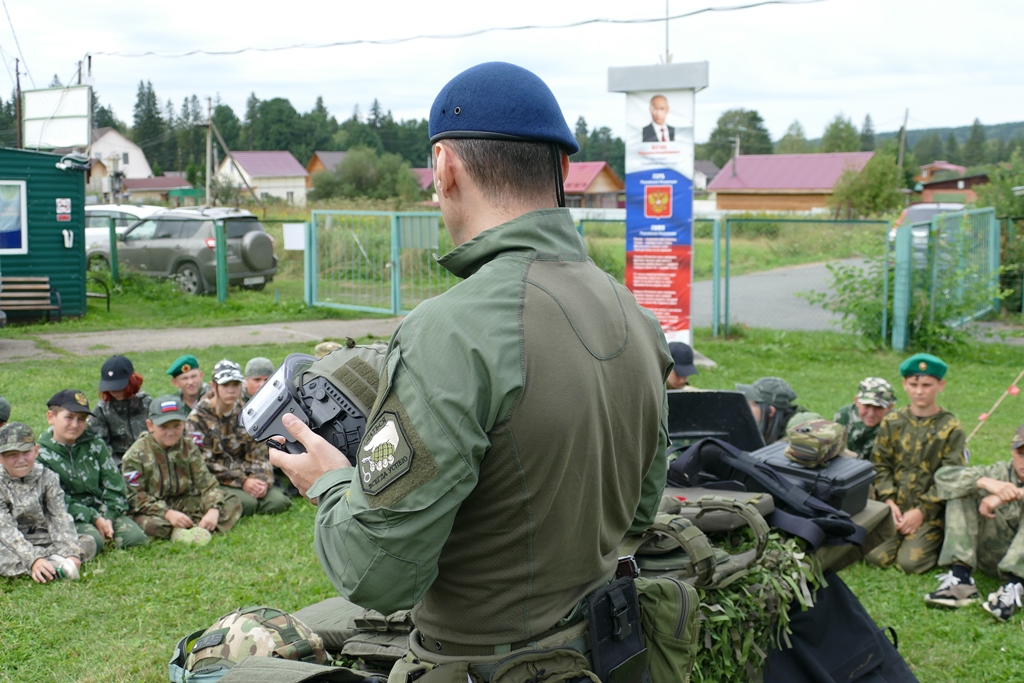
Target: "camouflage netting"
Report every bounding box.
[692,528,824,683]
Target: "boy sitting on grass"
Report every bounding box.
[37,390,149,554]
[0,422,94,582]
[867,353,967,574]
[924,424,1024,622]
[122,395,242,544]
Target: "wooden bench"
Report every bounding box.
[0,276,63,322]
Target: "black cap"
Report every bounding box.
[669,342,697,378]
[99,355,134,392]
[47,389,94,416]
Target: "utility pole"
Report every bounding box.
[731,134,741,177]
[77,60,82,85]
[897,108,909,174]
[206,96,213,206]
[664,1,672,64]
[14,58,21,149]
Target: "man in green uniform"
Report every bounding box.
[187,360,290,517]
[168,355,210,411]
[37,390,149,552]
[834,377,896,459]
[272,62,670,658]
[242,357,274,403]
[122,395,242,542]
[923,425,1024,621]
[737,377,800,444]
[866,353,966,574]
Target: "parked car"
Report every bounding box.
[90,207,278,294]
[888,202,965,267]
[85,204,166,269]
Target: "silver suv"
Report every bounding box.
[85,204,165,269]
[92,207,278,294]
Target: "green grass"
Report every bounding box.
[3,331,1024,681]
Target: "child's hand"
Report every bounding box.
[980,494,1003,519]
[164,509,194,528]
[30,558,56,583]
[980,478,1023,504]
[198,509,220,531]
[885,499,904,525]
[95,517,114,540]
[897,507,924,535]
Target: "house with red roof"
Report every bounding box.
[122,175,193,203]
[218,151,309,205]
[707,152,873,211]
[564,162,624,208]
[915,160,966,184]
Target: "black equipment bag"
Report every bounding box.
[749,441,876,515]
[762,570,919,683]
[667,438,866,549]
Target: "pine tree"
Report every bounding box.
[944,133,961,165]
[820,114,860,153]
[859,114,875,151]
[963,118,986,166]
[242,93,259,150]
[132,81,167,173]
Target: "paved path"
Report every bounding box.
[0,318,403,364]
[691,259,866,331]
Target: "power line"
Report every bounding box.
[0,44,15,90]
[1,0,32,87]
[90,0,831,59]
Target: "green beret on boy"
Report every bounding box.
[899,353,947,379]
[167,355,200,378]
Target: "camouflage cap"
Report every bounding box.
[856,377,896,408]
[736,377,797,409]
[0,422,35,453]
[244,357,275,378]
[899,353,947,379]
[148,394,188,425]
[786,411,824,432]
[167,354,201,378]
[1011,425,1024,451]
[314,341,341,359]
[212,359,244,385]
[184,606,328,674]
[0,395,10,422]
[785,419,848,468]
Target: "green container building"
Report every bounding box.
[0,148,88,319]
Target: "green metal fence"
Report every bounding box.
[305,210,456,315]
[890,208,1000,350]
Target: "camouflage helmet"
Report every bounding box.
[179,606,327,679]
[855,377,896,409]
[736,377,797,410]
[785,419,848,468]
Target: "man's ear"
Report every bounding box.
[560,151,570,179]
[434,142,456,199]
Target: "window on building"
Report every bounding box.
[287,191,294,204]
[122,152,129,164]
[0,180,28,255]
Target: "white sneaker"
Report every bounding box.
[982,581,1024,622]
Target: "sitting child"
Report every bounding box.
[121,395,242,543]
[0,422,95,582]
[37,390,149,553]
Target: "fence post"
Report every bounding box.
[304,216,314,307]
[891,225,913,350]
[712,218,721,337]
[214,220,228,303]
[724,219,731,337]
[107,216,120,283]
[881,223,890,345]
[390,214,401,314]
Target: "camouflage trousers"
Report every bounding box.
[0,533,97,577]
[75,516,149,553]
[863,518,944,574]
[133,490,243,540]
[938,493,1024,580]
[228,485,292,517]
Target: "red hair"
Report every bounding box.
[100,372,144,403]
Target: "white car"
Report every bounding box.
[85,204,166,268]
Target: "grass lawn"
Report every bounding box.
[2,330,1024,681]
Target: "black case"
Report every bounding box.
[748,442,876,515]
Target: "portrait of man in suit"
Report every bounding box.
[642,94,675,142]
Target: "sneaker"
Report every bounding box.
[982,581,1024,622]
[46,554,80,581]
[170,527,212,546]
[923,571,979,608]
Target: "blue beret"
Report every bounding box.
[429,62,579,154]
[899,353,947,379]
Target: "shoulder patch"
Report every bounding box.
[359,411,414,494]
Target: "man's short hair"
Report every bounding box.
[444,139,557,206]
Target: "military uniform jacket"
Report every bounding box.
[870,406,966,523]
[37,427,129,524]
[0,462,82,565]
[834,403,880,459]
[308,209,672,645]
[187,397,272,488]
[122,432,225,517]
[178,382,210,410]
[89,391,152,459]
[935,460,1023,521]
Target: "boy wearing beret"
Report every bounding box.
[38,390,149,553]
[924,425,1024,621]
[866,353,966,574]
[122,395,242,543]
[168,355,209,411]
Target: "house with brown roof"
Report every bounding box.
[915,160,966,184]
[919,172,988,204]
[708,152,874,211]
[305,151,347,188]
[122,176,194,203]
[564,162,624,208]
[218,151,308,205]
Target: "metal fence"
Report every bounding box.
[305,210,456,315]
[890,208,1000,350]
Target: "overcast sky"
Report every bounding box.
[5,0,1023,144]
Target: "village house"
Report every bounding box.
[218,151,308,205]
